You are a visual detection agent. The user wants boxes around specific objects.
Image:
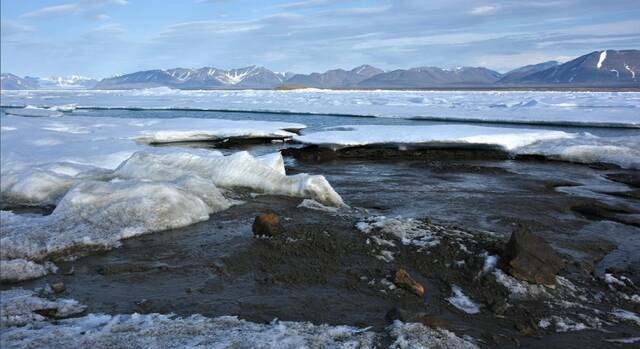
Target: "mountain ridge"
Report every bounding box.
[2,50,638,90]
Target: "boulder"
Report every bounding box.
[393,268,425,297]
[501,230,564,285]
[252,213,285,237]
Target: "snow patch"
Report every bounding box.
[611,308,640,326]
[297,199,340,213]
[388,321,479,349]
[597,50,607,69]
[0,288,86,327]
[0,260,58,283]
[447,285,481,314]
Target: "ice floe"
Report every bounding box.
[1,151,343,272]
[295,124,640,169]
[3,106,63,118]
[2,89,639,127]
[1,115,343,282]
[294,124,574,150]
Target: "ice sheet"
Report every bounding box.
[2,89,639,127]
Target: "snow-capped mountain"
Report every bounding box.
[95,66,288,89]
[285,65,384,88]
[5,49,637,90]
[356,66,502,88]
[37,75,99,89]
[1,73,39,90]
[511,50,639,85]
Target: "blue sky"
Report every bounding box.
[1,0,639,78]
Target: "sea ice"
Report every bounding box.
[295,124,575,150]
[3,106,63,118]
[295,124,640,169]
[2,89,639,127]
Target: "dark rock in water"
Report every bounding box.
[501,230,564,285]
[252,213,285,237]
[51,281,66,293]
[385,308,447,329]
[393,268,425,297]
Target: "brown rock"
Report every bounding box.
[501,230,564,285]
[252,213,285,237]
[393,268,425,297]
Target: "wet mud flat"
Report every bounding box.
[4,145,640,348]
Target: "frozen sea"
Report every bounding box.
[2,88,640,128]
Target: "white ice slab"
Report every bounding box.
[294,125,640,169]
[294,124,574,150]
[0,115,343,281]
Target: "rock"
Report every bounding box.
[252,213,285,237]
[385,308,447,329]
[501,230,564,285]
[50,281,66,293]
[393,268,425,297]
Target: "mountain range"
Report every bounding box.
[2,50,638,90]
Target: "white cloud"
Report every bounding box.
[21,4,80,19]
[469,5,498,15]
[20,0,127,19]
[0,20,36,36]
[277,0,340,10]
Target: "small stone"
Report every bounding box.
[51,281,66,293]
[252,213,285,237]
[501,230,564,285]
[393,268,425,297]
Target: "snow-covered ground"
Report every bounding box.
[0,114,342,282]
[2,89,639,127]
[294,125,640,169]
[0,289,480,349]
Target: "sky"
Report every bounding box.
[1,0,639,78]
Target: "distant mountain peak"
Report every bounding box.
[4,49,637,90]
